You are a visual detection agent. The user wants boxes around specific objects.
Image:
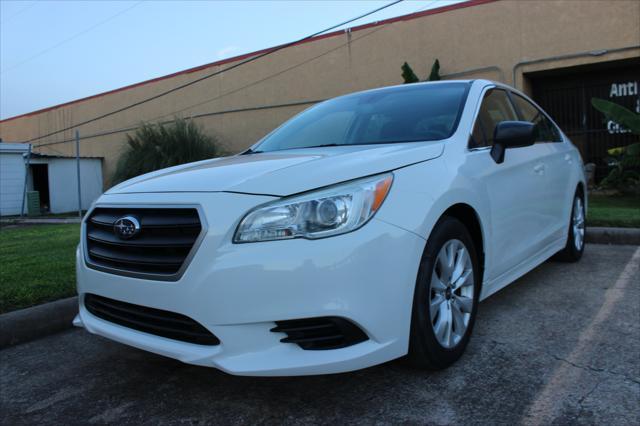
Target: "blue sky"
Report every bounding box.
[0,0,463,120]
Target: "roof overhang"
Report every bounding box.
[0,143,30,154]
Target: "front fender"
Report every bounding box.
[376,159,491,262]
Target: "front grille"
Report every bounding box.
[271,317,368,350]
[85,207,202,279]
[84,294,220,345]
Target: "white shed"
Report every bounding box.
[27,153,104,214]
[0,143,30,216]
[0,143,104,216]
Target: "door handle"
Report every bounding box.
[533,163,545,175]
[564,154,573,164]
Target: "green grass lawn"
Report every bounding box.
[0,224,79,313]
[587,194,640,228]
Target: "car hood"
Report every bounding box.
[106,142,445,197]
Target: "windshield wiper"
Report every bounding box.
[244,144,341,154]
[299,143,342,149]
[241,148,263,155]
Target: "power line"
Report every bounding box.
[34,17,393,149]
[35,0,422,149]
[115,25,393,130]
[1,1,143,74]
[417,0,449,13]
[26,0,404,144]
[160,0,442,121]
[34,0,446,150]
[1,1,38,24]
[35,99,326,148]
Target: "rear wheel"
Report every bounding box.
[407,217,480,370]
[555,191,585,262]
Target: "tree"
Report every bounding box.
[401,59,441,84]
[112,118,221,184]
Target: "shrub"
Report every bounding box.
[599,143,640,195]
[112,118,221,184]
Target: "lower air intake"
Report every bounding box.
[84,294,220,346]
[271,317,368,350]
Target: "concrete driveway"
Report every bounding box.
[1,244,639,425]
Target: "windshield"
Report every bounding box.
[254,82,470,153]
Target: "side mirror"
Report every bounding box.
[490,121,536,164]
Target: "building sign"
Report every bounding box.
[530,60,639,176]
[607,80,640,134]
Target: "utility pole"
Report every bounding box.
[75,130,82,218]
[20,144,32,217]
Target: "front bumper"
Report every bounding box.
[76,192,425,376]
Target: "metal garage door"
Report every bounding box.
[529,58,640,182]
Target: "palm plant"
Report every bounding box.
[591,98,640,135]
[401,62,420,84]
[401,59,441,84]
[591,98,640,195]
[427,59,441,81]
[112,118,221,184]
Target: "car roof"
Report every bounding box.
[348,79,474,96]
[331,79,524,102]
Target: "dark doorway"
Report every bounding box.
[30,164,50,212]
[528,57,640,182]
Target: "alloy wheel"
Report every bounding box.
[429,239,475,349]
[573,197,585,251]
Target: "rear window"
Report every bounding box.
[255,82,471,152]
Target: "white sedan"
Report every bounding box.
[75,80,586,376]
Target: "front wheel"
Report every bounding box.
[406,217,480,370]
[555,191,586,262]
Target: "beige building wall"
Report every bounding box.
[1,0,639,187]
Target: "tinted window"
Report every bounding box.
[255,83,470,152]
[470,89,518,148]
[512,94,562,142]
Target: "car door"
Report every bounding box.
[510,93,572,242]
[464,88,550,282]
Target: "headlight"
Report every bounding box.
[233,173,393,243]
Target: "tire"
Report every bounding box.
[406,216,480,370]
[554,190,586,263]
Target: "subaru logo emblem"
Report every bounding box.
[113,216,141,240]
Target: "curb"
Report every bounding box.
[0,297,78,349]
[586,227,640,246]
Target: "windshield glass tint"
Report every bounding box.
[255,82,470,152]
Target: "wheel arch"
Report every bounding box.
[440,203,486,287]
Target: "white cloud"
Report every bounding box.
[216,45,239,60]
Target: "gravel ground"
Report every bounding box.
[1,244,639,425]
